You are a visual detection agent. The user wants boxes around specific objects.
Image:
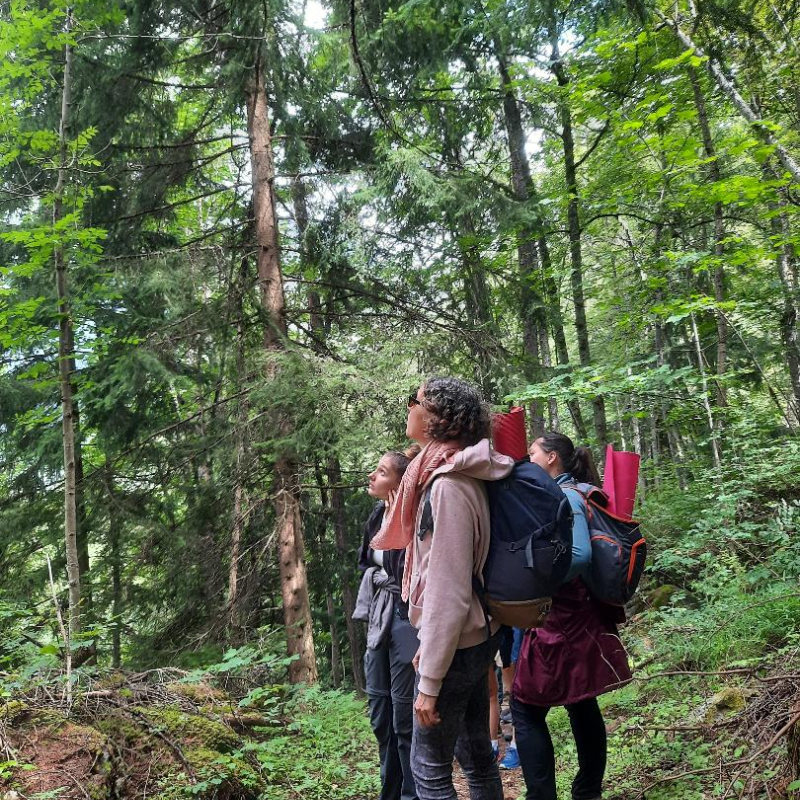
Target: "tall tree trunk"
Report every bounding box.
[657,9,800,183]
[495,50,547,433]
[110,520,122,669]
[55,7,80,642]
[550,38,608,448]
[246,62,317,684]
[493,44,577,436]
[628,383,647,502]
[105,472,122,669]
[228,256,250,640]
[326,592,343,688]
[630,144,690,487]
[540,324,559,431]
[539,236,586,437]
[292,179,326,343]
[74,431,90,616]
[690,313,723,470]
[327,457,365,693]
[688,65,728,415]
[454,219,499,398]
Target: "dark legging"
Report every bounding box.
[365,609,419,800]
[511,696,607,800]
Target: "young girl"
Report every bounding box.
[512,432,632,800]
[356,446,421,800]
[371,377,515,800]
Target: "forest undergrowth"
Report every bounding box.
[3,441,800,800]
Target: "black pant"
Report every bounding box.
[512,696,606,800]
[365,607,420,800]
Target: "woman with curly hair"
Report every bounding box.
[371,377,515,800]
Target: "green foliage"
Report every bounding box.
[243,686,379,800]
[2,0,800,780]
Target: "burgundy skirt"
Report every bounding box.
[512,579,632,707]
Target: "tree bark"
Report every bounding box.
[550,38,608,449]
[246,62,317,684]
[55,7,81,642]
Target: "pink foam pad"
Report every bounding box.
[492,407,528,461]
[603,444,640,520]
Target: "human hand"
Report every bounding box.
[385,489,397,513]
[414,692,440,727]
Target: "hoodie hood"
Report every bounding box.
[429,437,514,482]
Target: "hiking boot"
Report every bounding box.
[499,746,520,770]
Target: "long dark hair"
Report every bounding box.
[539,432,600,486]
[385,444,421,477]
[421,377,491,447]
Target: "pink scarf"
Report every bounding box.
[371,440,459,601]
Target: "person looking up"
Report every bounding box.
[512,433,632,800]
[355,445,421,800]
[371,377,515,800]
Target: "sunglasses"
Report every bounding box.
[407,391,421,408]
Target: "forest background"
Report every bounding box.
[2,0,800,797]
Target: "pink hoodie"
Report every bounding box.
[406,438,514,697]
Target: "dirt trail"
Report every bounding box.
[454,720,524,800]
[453,758,524,800]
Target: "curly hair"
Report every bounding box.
[421,377,491,448]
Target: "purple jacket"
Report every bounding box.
[512,578,632,707]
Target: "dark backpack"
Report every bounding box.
[419,461,574,629]
[562,482,647,606]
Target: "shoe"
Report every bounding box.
[499,746,520,770]
[503,730,513,742]
[500,707,513,724]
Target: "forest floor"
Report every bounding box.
[2,651,798,799]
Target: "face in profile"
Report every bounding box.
[368,455,401,500]
[529,438,555,473]
[406,385,428,443]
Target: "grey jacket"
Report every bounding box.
[353,567,395,649]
